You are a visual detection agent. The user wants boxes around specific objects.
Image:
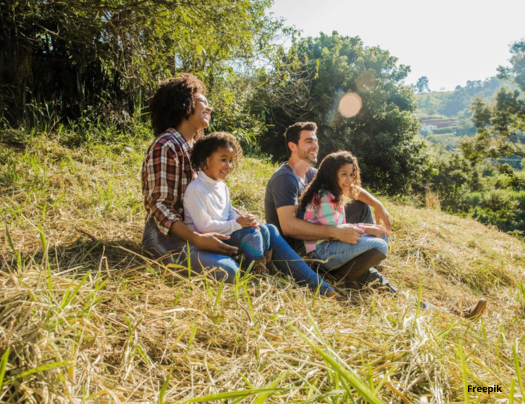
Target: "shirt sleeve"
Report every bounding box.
[226,187,241,221]
[184,186,242,236]
[144,142,182,236]
[271,173,300,209]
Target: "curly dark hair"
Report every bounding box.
[190,132,243,172]
[150,73,206,137]
[299,150,361,211]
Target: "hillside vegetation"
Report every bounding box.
[1,133,524,403]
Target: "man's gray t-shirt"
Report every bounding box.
[264,163,317,250]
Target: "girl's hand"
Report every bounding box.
[362,224,389,238]
[236,214,259,229]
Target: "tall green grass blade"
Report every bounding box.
[12,360,71,380]
[458,342,470,404]
[0,348,9,391]
[301,389,346,404]
[509,378,515,404]
[252,372,288,404]
[415,281,423,319]
[158,371,171,404]
[182,388,287,403]
[296,327,383,404]
[4,226,21,268]
[187,324,197,353]
[512,344,524,398]
[212,278,225,311]
[60,271,91,311]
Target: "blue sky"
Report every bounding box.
[269,0,525,91]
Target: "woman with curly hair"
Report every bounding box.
[141,74,240,281]
[299,151,390,272]
[183,132,271,273]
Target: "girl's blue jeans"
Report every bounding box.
[310,234,389,271]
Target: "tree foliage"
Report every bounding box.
[413,76,430,93]
[461,40,525,162]
[259,32,429,195]
[0,0,282,128]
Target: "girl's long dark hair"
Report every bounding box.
[299,151,361,211]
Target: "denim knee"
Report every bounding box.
[258,223,271,252]
[231,226,265,260]
[375,238,389,256]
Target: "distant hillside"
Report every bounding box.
[415,77,513,150]
[416,76,508,118]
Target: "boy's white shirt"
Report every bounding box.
[183,171,242,236]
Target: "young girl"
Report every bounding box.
[299,150,389,272]
[183,132,271,273]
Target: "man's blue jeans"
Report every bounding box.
[266,224,333,295]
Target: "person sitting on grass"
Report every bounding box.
[299,150,391,284]
[183,132,271,274]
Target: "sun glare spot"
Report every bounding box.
[338,93,362,118]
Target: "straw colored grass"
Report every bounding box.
[1,133,524,403]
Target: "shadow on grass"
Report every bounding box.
[1,236,151,275]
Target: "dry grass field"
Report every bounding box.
[1,134,524,403]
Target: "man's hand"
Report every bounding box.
[334,224,363,244]
[192,233,238,255]
[374,204,392,231]
[236,214,259,229]
[363,224,389,238]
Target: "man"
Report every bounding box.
[264,121,394,290]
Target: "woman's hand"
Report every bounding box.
[192,232,238,255]
[236,214,259,229]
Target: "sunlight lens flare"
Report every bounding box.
[338,93,362,118]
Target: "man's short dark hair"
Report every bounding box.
[284,122,318,155]
[150,73,206,137]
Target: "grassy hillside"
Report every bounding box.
[1,133,524,403]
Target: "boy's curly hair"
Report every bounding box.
[299,150,361,211]
[150,73,206,137]
[190,132,243,172]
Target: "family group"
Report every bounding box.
[140,73,486,319]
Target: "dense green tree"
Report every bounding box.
[461,40,525,162]
[0,0,282,128]
[259,32,429,195]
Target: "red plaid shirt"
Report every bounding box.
[142,128,196,236]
